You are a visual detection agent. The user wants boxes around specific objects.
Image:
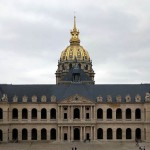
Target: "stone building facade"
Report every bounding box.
[0,17,150,143]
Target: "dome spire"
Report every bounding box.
[70,16,80,45]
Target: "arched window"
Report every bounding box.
[32,128,37,140]
[0,130,3,141]
[0,108,3,119]
[41,128,47,140]
[116,128,122,139]
[22,108,28,119]
[97,108,103,119]
[22,129,28,140]
[32,108,37,119]
[12,108,18,119]
[12,129,18,141]
[97,128,103,139]
[107,108,112,119]
[41,108,47,119]
[74,108,80,119]
[50,108,56,119]
[136,128,141,140]
[50,128,56,140]
[116,108,122,119]
[135,108,141,119]
[107,128,113,139]
[126,108,131,119]
[126,128,131,139]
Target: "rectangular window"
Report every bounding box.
[64,113,67,119]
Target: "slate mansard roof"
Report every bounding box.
[0,84,150,103]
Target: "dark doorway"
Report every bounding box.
[136,128,141,140]
[50,128,56,140]
[0,130,3,141]
[64,133,67,140]
[97,128,103,139]
[12,129,18,140]
[107,128,112,139]
[41,128,47,140]
[126,128,131,139]
[74,128,80,140]
[32,128,37,140]
[22,129,28,140]
[86,133,90,140]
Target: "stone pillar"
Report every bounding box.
[47,128,50,140]
[61,126,63,141]
[71,126,73,141]
[90,126,93,140]
[122,128,126,141]
[113,110,116,121]
[103,110,106,121]
[71,106,73,120]
[122,109,125,121]
[57,126,60,142]
[68,126,70,142]
[28,129,31,141]
[68,106,70,120]
[18,109,21,122]
[113,128,116,141]
[47,109,50,121]
[132,129,135,141]
[83,106,85,120]
[83,126,85,140]
[38,128,41,141]
[80,127,82,141]
[132,110,135,121]
[61,106,63,120]
[18,128,21,141]
[80,106,82,120]
[28,110,31,122]
[90,106,92,120]
[38,109,40,122]
[94,126,96,140]
[93,106,96,121]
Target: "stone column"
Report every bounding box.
[71,106,73,120]
[83,106,85,120]
[57,126,60,142]
[61,106,63,120]
[113,110,116,121]
[68,106,70,120]
[38,128,41,141]
[90,106,92,120]
[93,106,96,121]
[38,109,40,122]
[68,126,70,142]
[122,128,126,141]
[47,109,50,121]
[71,126,73,141]
[61,126,63,141]
[28,110,31,122]
[28,129,31,141]
[94,126,96,140]
[122,109,125,122]
[80,106,82,120]
[132,110,135,121]
[47,128,50,140]
[83,126,85,140]
[80,127,82,141]
[113,128,116,141]
[132,129,135,141]
[90,126,93,140]
[103,110,106,121]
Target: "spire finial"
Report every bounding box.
[70,15,80,45]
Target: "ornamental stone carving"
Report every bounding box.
[13,95,18,102]
[51,95,56,102]
[97,96,103,102]
[116,95,121,102]
[41,95,47,102]
[22,95,28,102]
[135,94,141,102]
[1,94,8,102]
[125,95,131,102]
[107,95,112,102]
[145,92,150,102]
[31,95,37,102]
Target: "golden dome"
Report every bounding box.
[60,16,90,61]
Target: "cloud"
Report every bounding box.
[0,0,150,84]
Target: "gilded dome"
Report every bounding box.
[60,16,90,61]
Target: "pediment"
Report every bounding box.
[60,94,94,104]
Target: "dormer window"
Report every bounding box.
[22,95,28,102]
[32,95,37,102]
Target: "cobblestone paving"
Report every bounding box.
[0,141,150,150]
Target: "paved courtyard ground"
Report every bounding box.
[0,141,149,150]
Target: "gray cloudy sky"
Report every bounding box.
[0,0,150,84]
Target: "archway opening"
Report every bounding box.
[50,128,56,140]
[32,108,37,119]
[32,128,37,140]
[126,108,131,119]
[116,128,122,139]
[22,108,28,119]
[41,108,47,119]
[97,128,103,139]
[74,128,80,140]
[0,108,3,119]
[116,109,122,119]
[97,108,103,119]
[50,108,56,119]
[22,129,28,140]
[0,130,3,141]
[136,128,141,140]
[107,128,112,139]
[135,109,141,119]
[12,129,18,141]
[126,128,131,139]
[12,108,18,119]
[41,128,47,140]
[107,108,112,119]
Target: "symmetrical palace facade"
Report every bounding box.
[0,17,150,143]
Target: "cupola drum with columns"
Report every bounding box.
[56,17,95,84]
